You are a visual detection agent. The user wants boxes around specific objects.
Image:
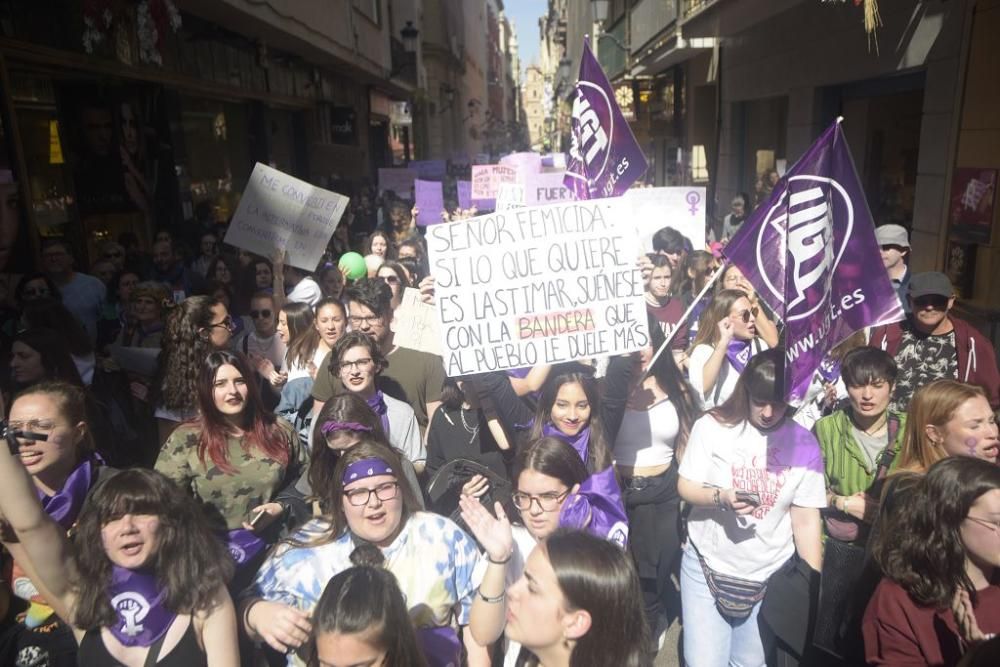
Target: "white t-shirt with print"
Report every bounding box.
[678,414,827,582]
[687,339,769,409]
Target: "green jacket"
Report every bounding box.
[813,409,906,498]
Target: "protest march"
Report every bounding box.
[0,4,997,667]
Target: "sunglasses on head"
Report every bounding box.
[734,307,759,323]
[250,309,272,319]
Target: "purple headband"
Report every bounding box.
[342,457,395,486]
[321,421,374,435]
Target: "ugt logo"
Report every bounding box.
[112,591,152,638]
[755,176,853,322]
[568,82,612,184]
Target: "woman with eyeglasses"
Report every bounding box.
[677,349,825,667]
[718,264,779,348]
[155,350,304,585]
[687,288,770,409]
[0,381,110,667]
[461,436,628,666]
[151,296,233,443]
[14,273,60,309]
[330,331,422,468]
[865,457,1000,666]
[376,261,410,311]
[241,441,484,667]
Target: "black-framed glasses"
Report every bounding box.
[7,419,58,433]
[912,295,950,311]
[735,307,759,323]
[207,315,234,331]
[250,309,272,319]
[339,357,373,372]
[965,515,1000,534]
[349,314,383,327]
[512,489,570,513]
[344,481,399,506]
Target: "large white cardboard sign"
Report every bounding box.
[625,187,707,253]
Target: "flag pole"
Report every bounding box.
[641,263,726,380]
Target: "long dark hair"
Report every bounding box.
[646,311,702,462]
[72,469,233,629]
[307,548,428,667]
[12,329,84,388]
[282,301,321,369]
[294,440,421,548]
[153,296,222,412]
[21,299,94,357]
[539,530,649,667]
[528,369,611,473]
[309,394,390,506]
[193,350,290,474]
[874,457,1000,609]
[710,348,785,428]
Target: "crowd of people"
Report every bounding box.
[0,180,997,667]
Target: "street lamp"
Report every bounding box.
[591,0,610,23]
[400,21,418,54]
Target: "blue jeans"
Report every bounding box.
[680,546,767,667]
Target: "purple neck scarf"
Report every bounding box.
[38,457,94,530]
[725,339,754,374]
[366,391,390,439]
[415,626,462,667]
[558,467,629,548]
[107,566,177,647]
[542,422,591,464]
[225,529,267,571]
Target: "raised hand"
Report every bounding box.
[459,495,513,564]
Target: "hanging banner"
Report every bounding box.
[564,41,648,199]
[426,199,650,376]
[225,163,349,271]
[723,119,905,404]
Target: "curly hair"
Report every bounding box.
[72,469,233,629]
[874,457,1000,609]
[153,296,222,412]
[291,440,421,549]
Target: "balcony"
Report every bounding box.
[631,0,678,52]
[684,0,720,19]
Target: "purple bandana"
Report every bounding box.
[321,421,374,435]
[107,566,177,647]
[366,391,391,439]
[817,357,841,384]
[558,467,629,548]
[542,422,591,464]
[225,528,267,570]
[38,457,94,530]
[415,626,462,667]
[342,457,395,486]
[725,339,754,374]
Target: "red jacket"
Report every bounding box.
[869,315,1000,408]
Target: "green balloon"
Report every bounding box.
[339,252,367,280]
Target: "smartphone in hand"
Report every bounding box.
[734,490,761,506]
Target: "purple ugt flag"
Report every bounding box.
[722,119,904,405]
[564,41,647,199]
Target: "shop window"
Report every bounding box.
[691,145,709,182]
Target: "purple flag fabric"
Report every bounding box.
[564,41,647,199]
[558,466,629,548]
[723,119,904,404]
[457,180,472,210]
[415,179,446,226]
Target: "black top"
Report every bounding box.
[77,619,206,667]
[425,406,512,481]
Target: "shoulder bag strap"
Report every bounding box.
[143,631,170,667]
[874,414,901,481]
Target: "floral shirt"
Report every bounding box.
[246,512,480,666]
[890,328,958,413]
[155,418,304,530]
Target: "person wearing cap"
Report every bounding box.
[876,224,911,313]
[869,271,999,411]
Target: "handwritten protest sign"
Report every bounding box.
[427,199,650,376]
[378,168,416,197]
[457,180,472,210]
[471,164,518,210]
[390,288,442,355]
[410,159,447,181]
[225,163,349,271]
[625,187,706,254]
[495,183,526,211]
[415,180,446,226]
[525,171,574,206]
[500,152,542,178]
